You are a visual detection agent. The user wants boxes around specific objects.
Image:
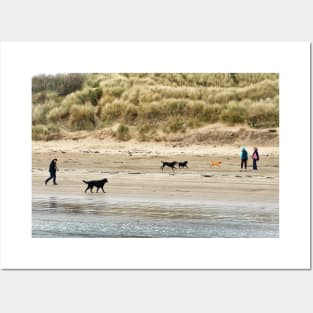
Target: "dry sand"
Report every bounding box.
[32,139,279,203]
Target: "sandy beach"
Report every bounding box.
[33,139,278,200]
[32,139,279,237]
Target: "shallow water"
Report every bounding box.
[32,194,279,238]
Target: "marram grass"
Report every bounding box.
[32,73,279,140]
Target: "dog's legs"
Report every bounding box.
[101,187,105,193]
[96,187,99,193]
[84,186,89,193]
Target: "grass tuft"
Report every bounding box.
[32,125,61,141]
[69,104,96,130]
[220,101,247,125]
[115,124,130,141]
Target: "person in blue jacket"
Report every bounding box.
[45,158,58,185]
[240,146,249,170]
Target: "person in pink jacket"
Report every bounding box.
[252,147,260,170]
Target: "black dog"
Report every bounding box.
[178,161,188,168]
[160,161,177,171]
[82,178,108,193]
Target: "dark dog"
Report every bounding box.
[82,178,108,193]
[160,161,177,171]
[178,161,188,168]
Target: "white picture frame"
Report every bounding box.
[0,42,310,269]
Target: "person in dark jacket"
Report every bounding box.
[240,146,249,169]
[45,158,58,185]
[252,147,260,170]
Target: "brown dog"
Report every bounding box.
[209,161,222,167]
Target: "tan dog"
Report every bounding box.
[209,161,222,167]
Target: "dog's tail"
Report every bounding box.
[82,180,88,184]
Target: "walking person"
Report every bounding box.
[252,147,260,170]
[45,158,58,185]
[240,146,249,170]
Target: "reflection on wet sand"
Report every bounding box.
[32,194,278,238]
